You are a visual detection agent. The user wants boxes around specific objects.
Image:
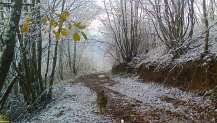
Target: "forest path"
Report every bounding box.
[75,73,217,123]
[22,73,217,123]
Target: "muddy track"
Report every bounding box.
[20,73,217,123]
[74,74,149,123]
[73,73,217,123]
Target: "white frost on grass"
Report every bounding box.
[107,77,212,114]
[22,83,112,123]
[135,45,172,68]
[134,36,217,68]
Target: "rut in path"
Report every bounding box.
[74,73,217,123]
[20,73,217,123]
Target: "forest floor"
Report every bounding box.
[21,73,217,123]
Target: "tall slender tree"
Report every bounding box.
[0,0,22,92]
[203,0,209,53]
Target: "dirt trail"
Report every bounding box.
[74,73,217,123]
[74,74,148,123]
[20,73,217,123]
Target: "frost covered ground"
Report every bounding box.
[107,76,217,122]
[109,76,211,109]
[20,83,112,123]
[19,74,217,123]
[134,37,217,68]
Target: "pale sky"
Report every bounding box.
[96,0,104,7]
[81,0,112,72]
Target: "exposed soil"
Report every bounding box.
[137,56,217,91]
[74,73,217,123]
[74,74,148,123]
[19,73,217,123]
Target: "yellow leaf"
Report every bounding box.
[21,24,29,33]
[74,22,86,29]
[21,16,31,33]
[54,31,61,40]
[61,28,68,37]
[0,114,9,122]
[60,10,70,22]
[50,19,58,28]
[24,16,31,23]
[73,32,81,41]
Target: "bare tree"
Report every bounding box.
[104,0,145,63]
[0,0,22,92]
[203,0,209,53]
[48,0,66,99]
[147,0,195,57]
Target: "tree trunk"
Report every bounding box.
[0,77,17,109]
[0,0,22,92]
[67,40,73,72]
[203,0,209,53]
[44,25,52,88]
[48,40,58,99]
[189,0,195,38]
[58,40,64,80]
[210,0,215,20]
[73,41,77,75]
[48,0,65,99]
[36,0,43,92]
